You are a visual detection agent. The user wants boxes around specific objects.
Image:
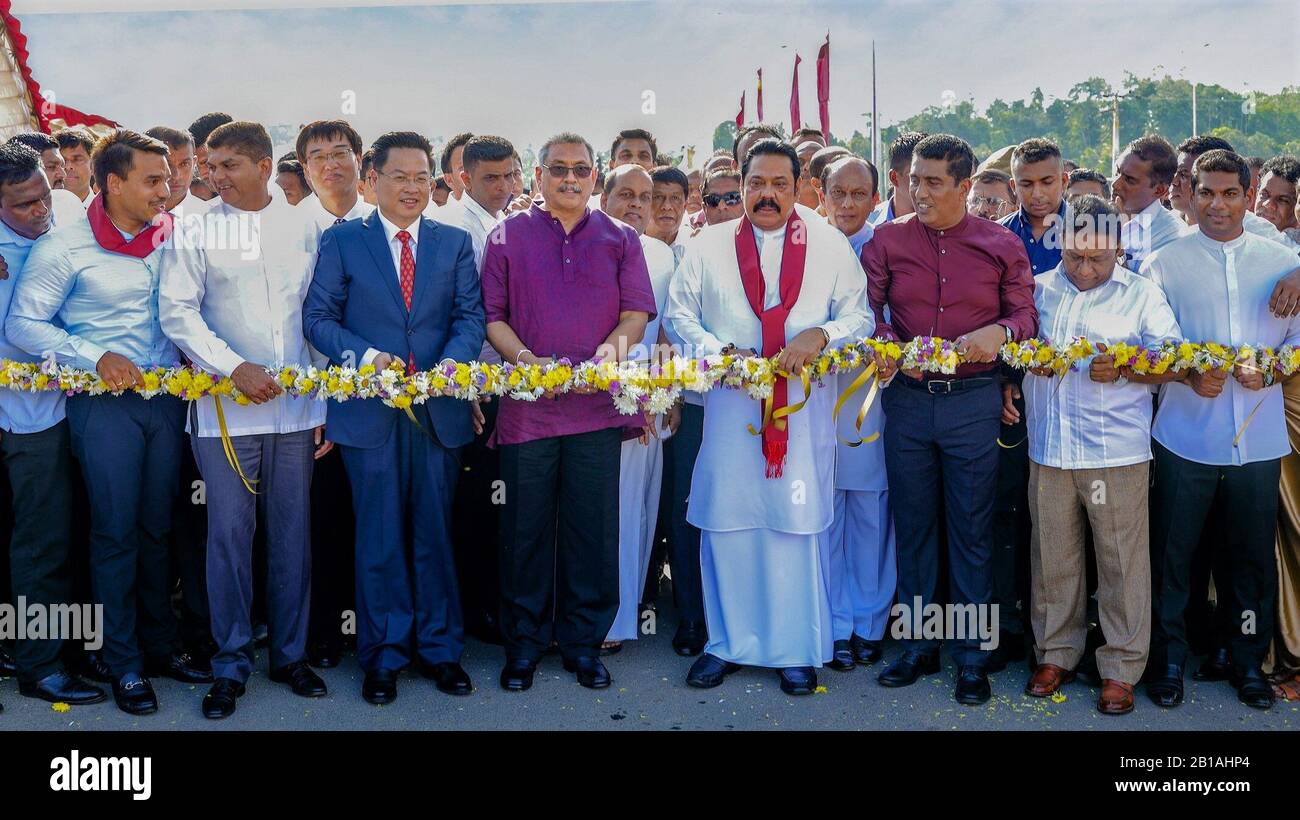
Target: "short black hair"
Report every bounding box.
[649,165,689,198]
[820,156,877,197]
[1261,155,1300,186]
[1177,135,1235,158]
[703,169,740,194]
[0,141,43,192]
[54,127,96,154]
[1125,134,1177,187]
[741,138,800,181]
[794,127,826,144]
[91,128,169,193]
[9,132,59,154]
[1193,149,1251,190]
[440,132,474,176]
[732,123,783,163]
[206,121,274,163]
[143,126,193,151]
[972,168,1014,198]
[434,177,451,192]
[538,132,594,166]
[808,146,851,183]
[1246,156,1266,171]
[913,134,977,183]
[360,148,375,177]
[1067,168,1111,198]
[371,131,434,173]
[188,112,233,147]
[1011,137,1062,167]
[276,157,308,189]
[610,128,658,163]
[295,119,363,164]
[1066,194,1122,245]
[888,131,929,174]
[462,135,515,173]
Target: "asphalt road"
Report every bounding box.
[2,617,1295,731]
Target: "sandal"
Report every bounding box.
[1271,674,1300,702]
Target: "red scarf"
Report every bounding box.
[734,211,806,478]
[86,194,173,259]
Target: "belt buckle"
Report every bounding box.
[927,379,952,395]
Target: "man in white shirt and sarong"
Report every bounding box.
[666,138,872,695]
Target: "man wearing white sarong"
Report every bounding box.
[598,164,678,648]
[666,139,872,695]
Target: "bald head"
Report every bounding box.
[821,157,876,238]
[601,164,653,233]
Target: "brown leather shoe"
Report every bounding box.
[1024,663,1075,697]
[1098,679,1135,715]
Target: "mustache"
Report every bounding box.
[754,198,780,210]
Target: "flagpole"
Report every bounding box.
[871,40,879,169]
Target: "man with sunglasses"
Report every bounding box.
[481,132,655,692]
[701,171,744,225]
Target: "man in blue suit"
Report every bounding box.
[304,131,485,704]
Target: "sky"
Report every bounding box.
[12,0,1300,162]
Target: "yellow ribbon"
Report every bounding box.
[833,363,881,447]
[213,395,258,495]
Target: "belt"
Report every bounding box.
[895,374,997,395]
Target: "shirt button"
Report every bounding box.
[940,249,946,255]
[939,306,945,312]
[565,258,571,263]
[941,278,947,283]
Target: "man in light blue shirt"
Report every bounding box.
[866,131,926,228]
[1141,149,1300,711]
[6,129,211,716]
[0,142,106,709]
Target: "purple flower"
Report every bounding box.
[608,380,621,394]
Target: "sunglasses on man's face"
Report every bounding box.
[704,191,743,208]
[539,163,594,180]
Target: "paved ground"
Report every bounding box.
[2,613,1296,731]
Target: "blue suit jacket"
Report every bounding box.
[304,210,485,449]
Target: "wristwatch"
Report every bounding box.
[1000,323,1013,344]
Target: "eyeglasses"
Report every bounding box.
[375,170,432,187]
[704,191,743,208]
[539,163,593,180]
[306,149,356,168]
[968,195,1010,210]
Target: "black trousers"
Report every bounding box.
[1150,441,1278,672]
[992,376,1031,638]
[498,428,620,662]
[2,421,75,683]
[308,445,355,650]
[171,437,209,650]
[452,398,501,640]
[662,402,705,624]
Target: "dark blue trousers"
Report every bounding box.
[881,380,1001,666]
[663,402,705,625]
[339,408,464,673]
[66,393,185,678]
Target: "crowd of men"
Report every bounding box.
[1,109,1300,722]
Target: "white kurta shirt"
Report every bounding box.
[457,193,502,271]
[1121,197,1184,270]
[637,234,676,358]
[1026,263,1181,470]
[666,214,872,533]
[158,187,326,437]
[1142,229,1300,466]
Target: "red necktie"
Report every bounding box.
[396,230,416,372]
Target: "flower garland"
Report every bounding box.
[1,336,1296,415]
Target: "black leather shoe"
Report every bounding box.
[850,634,882,665]
[1230,668,1275,710]
[672,621,708,657]
[112,673,158,715]
[0,645,16,678]
[362,669,398,705]
[19,670,107,705]
[562,656,611,689]
[500,658,537,692]
[145,652,214,684]
[202,678,244,719]
[1147,664,1184,708]
[421,662,473,695]
[270,661,327,697]
[827,640,856,671]
[686,653,741,688]
[74,651,114,683]
[779,666,817,695]
[985,632,1026,673]
[877,651,940,687]
[307,640,341,669]
[1194,648,1232,681]
[954,665,991,705]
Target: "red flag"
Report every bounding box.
[736,91,745,128]
[790,53,802,134]
[816,35,831,141]
[757,68,764,121]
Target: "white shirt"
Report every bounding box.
[1121,198,1184,270]
[1025,263,1180,470]
[1178,210,1300,253]
[423,193,465,225]
[51,188,86,222]
[158,187,326,437]
[169,191,210,218]
[1142,229,1300,465]
[299,192,372,238]
[636,234,676,358]
[666,215,872,533]
[457,193,502,271]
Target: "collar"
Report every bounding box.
[377,209,421,246]
[921,210,973,238]
[461,193,501,228]
[1193,225,1249,253]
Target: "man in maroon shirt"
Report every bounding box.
[862,134,1037,705]
[480,132,656,693]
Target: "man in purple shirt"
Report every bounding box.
[862,134,1037,705]
[480,131,655,692]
